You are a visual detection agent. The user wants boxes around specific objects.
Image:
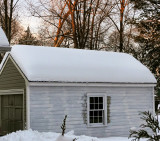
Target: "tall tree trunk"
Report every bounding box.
[0,7,3,24]
[80,0,86,48]
[69,0,78,48]
[90,0,100,50]
[90,15,95,50]
[54,3,68,46]
[119,0,125,52]
[83,0,93,48]
[8,0,13,43]
[4,0,8,39]
[54,0,78,48]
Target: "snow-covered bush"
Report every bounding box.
[55,115,76,141]
[129,111,160,141]
[56,135,73,141]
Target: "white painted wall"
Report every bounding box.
[29,85,154,137]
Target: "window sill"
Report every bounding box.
[87,124,107,128]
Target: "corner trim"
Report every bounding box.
[0,89,24,95]
[153,88,155,116]
[26,81,30,129]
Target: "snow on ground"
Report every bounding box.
[0,129,147,141]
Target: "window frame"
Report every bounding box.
[87,93,107,127]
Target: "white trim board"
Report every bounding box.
[26,82,30,129]
[0,89,24,95]
[153,88,155,116]
[87,93,107,127]
[28,82,156,87]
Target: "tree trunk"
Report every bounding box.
[83,0,93,49]
[4,0,8,39]
[69,0,78,48]
[8,0,13,43]
[54,3,69,46]
[119,0,125,52]
[90,0,100,50]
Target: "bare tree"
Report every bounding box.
[27,0,114,49]
[0,0,20,43]
[108,0,135,52]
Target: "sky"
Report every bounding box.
[18,0,41,34]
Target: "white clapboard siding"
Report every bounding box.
[29,85,154,137]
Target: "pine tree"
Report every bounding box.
[18,26,38,45]
[130,0,160,96]
[129,111,160,141]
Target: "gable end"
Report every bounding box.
[0,56,26,90]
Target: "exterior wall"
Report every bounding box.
[29,85,154,137]
[0,58,26,129]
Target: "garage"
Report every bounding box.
[0,45,156,137]
[0,94,24,135]
[0,55,26,136]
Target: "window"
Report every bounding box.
[87,94,107,127]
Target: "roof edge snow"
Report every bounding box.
[0,27,10,52]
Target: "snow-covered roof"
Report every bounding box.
[0,27,11,52]
[7,45,156,83]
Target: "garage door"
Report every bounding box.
[1,94,23,135]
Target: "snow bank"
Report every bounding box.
[0,27,9,47]
[56,135,73,141]
[10,45,156,83]
[0,129,148,141]
[0,129,59,141]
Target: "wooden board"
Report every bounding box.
[1,94,23,135]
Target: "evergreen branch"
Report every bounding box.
[129,111,160,141]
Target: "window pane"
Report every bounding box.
[90,104,94,109]
[94,117,98,123]
[99,104,103,109]
[89,96,104,125]
[99,111,102,116]
[90,97,94,103]
[90,117,93,123]
[99,97,103,103]
[95,97,98,103]
[95,104,98,109]
[94,111,98,116]
[90,111,93,116]
[99,117,102,123]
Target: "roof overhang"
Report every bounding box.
[0,53,156,91]
[0,46,11,53]
[0,27,10,50]
[28,81,156,87]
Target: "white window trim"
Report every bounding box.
[87,93,107,127]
